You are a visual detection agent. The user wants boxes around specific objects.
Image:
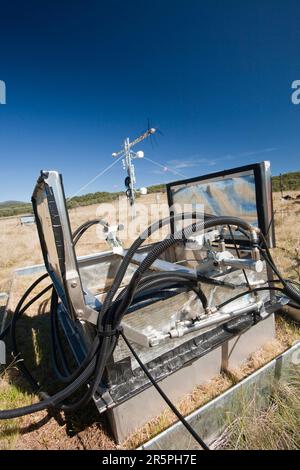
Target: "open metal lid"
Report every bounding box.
[166,161,275,247]
[31,171,98,325]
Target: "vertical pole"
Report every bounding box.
[124,138,136,219]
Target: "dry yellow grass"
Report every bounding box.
[218,376,300,450]
[0,193,169,293]
[272,191,300,281]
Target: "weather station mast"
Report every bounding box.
[112,127,157,218]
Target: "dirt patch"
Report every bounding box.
[14,410,117,450]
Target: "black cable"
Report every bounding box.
[50,288,72,381]
[0,273,49,341]
[284,279,300,290]
[1,264,102,416]
[114,270,207,307]
[132,278,207,309]
[100,212,217,322]
[267,278,300,289]
[0,277,52,389]
[100,218,256,398]
[263,210,276,244]
[109,216,255,329]
[0,220,108,416]
[216,286,286,310]
[8,217,113,407]
[0,352,98,419]
[227,225,252,291]
[0,218,103,341]
[47,219,104,382]
[120,331,210,451]
[42,218,112,385]
[284,301,300,310]
[72,219,108,246]
[0,324,10,341]
[10,277,52,392]
[77,214,219,407]
[136,277,207,307]
[1,218,112,416]
[258,236,300,307]
[79,216,259,416]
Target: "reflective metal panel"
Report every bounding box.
[170,171,257,226]
[167,161,275,247]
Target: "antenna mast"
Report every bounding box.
[112,127,156,218]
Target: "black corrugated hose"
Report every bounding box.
[0,213,209,417]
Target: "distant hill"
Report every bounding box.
[0,201,33,218]
[272,171,300,192]
[64,184,166,210]
[0,200,28,208]
[0,174,299,219]
[0,183,167,218]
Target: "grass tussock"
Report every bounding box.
[218,375,300,450]
[0,362,35,450]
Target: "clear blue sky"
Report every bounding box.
[0,0,299,201]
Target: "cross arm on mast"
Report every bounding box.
[128,128,156,150]
[112,149,124,158]
[111,128,156,157]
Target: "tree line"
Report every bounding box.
[0,184,167,218]
[271,171,300,192]
[1,173,299,219]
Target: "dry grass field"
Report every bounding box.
[0,190,299,450]
[272,191,300,280]
[0,193,169,294]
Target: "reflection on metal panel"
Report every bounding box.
[167,162,275,247]
[171,171,258,230]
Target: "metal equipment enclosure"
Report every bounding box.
[30,161,283,443]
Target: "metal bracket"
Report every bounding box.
[103,224,124,252]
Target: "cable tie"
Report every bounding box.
[97,326,123,338]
